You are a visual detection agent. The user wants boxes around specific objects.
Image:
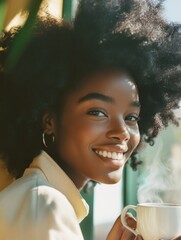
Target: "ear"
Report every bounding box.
[42,113,56,134]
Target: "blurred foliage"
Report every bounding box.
[0,0,6,35]
[5,0,43,71]
[1,0,75,71]
[62,0,73,22]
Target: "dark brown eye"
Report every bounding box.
[125,114,140,122]
[87,109,107,117]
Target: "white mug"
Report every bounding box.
[121,203,181,240]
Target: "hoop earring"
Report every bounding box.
[42,132,55,148]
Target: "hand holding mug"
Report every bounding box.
[107,213,143,240]
[121,203,181,240]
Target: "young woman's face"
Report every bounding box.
[53,72,140,189]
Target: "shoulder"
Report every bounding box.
[0,169,84,239]
[25,171,84,239]
[0,169,76,217]
[33,182,77,219]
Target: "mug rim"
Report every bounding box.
[138,202,181,208]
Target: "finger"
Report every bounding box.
[107,215,125,240]
[135,235,143,240]
[121,228,136,239]
[120,214,139,239]
[172,236,181,240]
[159,237,181,240]
[107,214,137,240]
[125,213,137,230]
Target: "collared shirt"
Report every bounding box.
[0,151,89,240]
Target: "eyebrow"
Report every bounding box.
[78,92,114,103]
[131,101,141,108]
[78,92,141,108]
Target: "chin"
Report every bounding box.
[106,177,122,184]
[101,171,123,184]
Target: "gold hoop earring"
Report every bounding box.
[42,132,55,148]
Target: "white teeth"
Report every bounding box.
[99,151,103,156]
[95,150,124,160]
[103,151,107,157]
[112,152,117,159]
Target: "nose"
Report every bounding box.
[106,119,130,142]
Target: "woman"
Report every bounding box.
[0,0,181,239]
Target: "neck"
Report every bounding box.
[44,149,89,190]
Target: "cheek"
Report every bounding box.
[69,118,107,139]
[129,127,141,149]
[56,120,101,151]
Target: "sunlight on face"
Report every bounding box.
[53,71,141,188]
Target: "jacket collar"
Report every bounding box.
[27,150,89,223]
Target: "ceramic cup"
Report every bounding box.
[121,203,181,240]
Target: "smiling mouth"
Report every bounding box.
[94,150,124,161]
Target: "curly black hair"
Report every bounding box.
[0,0,181,178]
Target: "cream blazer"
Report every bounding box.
[0,151,89,240]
